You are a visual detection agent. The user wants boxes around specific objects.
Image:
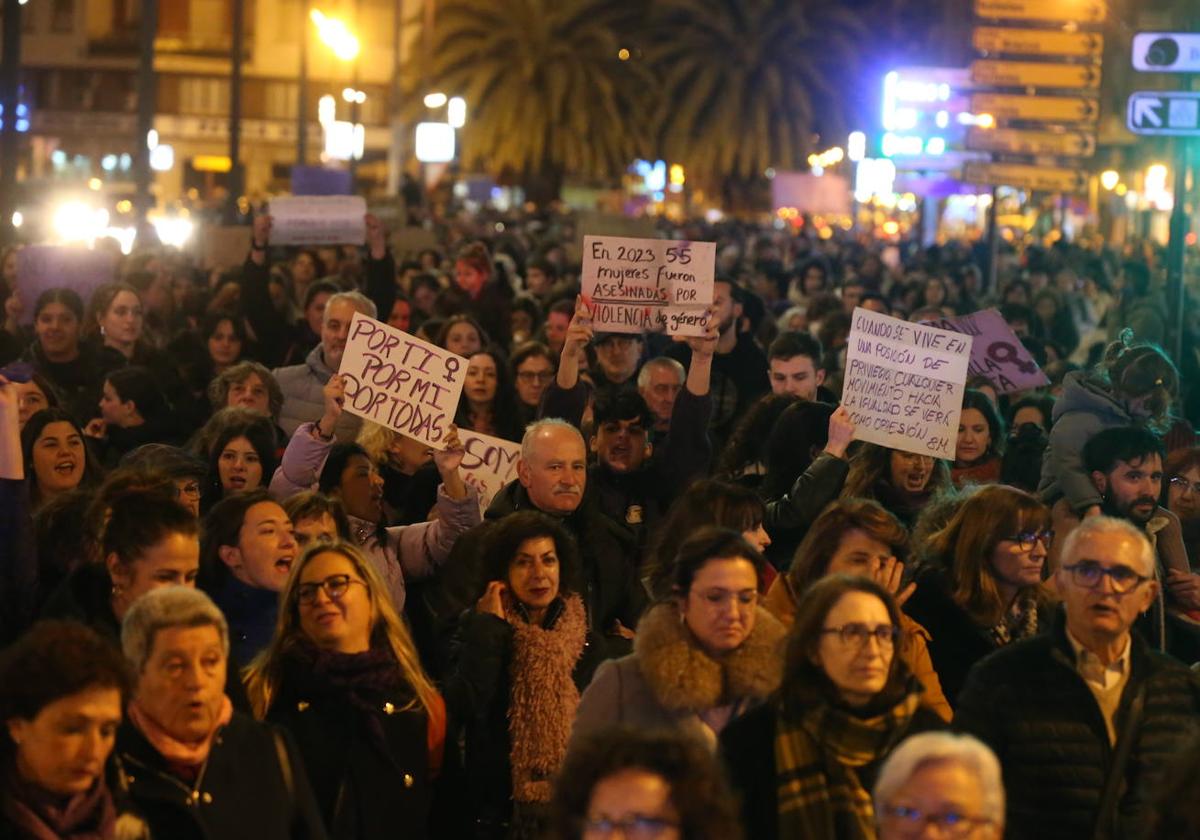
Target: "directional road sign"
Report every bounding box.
[966,127,1096,157]
[1126,92,1200,136]
[970,93,1100,124]
[974,0,1107,24]
[973,27,1104,59]
[1132,33,1200,72]
[970,60,1101,90]
[963,161,1088,193]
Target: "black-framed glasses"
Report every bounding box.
[297,574,366,605]
[175,481,201,499]
[581,814,680,839]
[820,623,898,649]
[1003,529,1054,551]
[1061,561,1152,594]
[1170,476,1200,495]
[881,804,995,838]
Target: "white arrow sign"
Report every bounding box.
[1133,33,1200,72]
[1127,91,1200,136]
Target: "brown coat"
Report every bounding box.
[762,575,953,722]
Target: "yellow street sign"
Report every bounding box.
[963,161,1088,193]
[970,60,1100,90]
[974,0,1106,24]
[966,127,1096,157]
[970,93,1099,124]
[973,27,1104,58]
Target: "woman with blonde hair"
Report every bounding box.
[355,419,439,524]
[902,484,1053,706]
[245,540,446,840]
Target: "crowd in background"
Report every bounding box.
[1,201,1200,839]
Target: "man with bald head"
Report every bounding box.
[955,517,1200,839]
[415,418,645,675]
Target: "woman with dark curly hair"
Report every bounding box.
[546,727,743,840]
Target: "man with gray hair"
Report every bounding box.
[636,356,685,437]
[274,289,376,441]
[955,516,1200,839]
[874,732,1004,840]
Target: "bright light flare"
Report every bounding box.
[423,92,447,109]
[310,9,360,61]
[53,202,109,244]
[1100,170,1119,190]
[448,97,467,128]
[151,216,195,249]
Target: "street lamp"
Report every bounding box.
[298,6,360,166]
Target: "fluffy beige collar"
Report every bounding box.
[634,601,786,713]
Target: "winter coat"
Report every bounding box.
[1038,371,1133,513]
[211,575,280,667]
[762,574,952,722]
[274,346,363,442]
[762,452,851,571]
[954,611,1200,840]
[110,711,327,840]
[266,655,435,840]
[571,602,785,750]
[412,481,647,678]
[268,421,481,611]
[719,686,946,840]
[442,597,606,837]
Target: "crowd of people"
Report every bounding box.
[0,204,1199,840]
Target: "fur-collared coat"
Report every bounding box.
[571,601,786,750]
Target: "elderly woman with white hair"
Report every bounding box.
[110,586,327,840]
[873,732,1004,840]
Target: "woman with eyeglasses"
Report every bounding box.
[840,444,952,530]
[573,528,786,750]
[510,342,556,429]
[1165,447,1200,565]
[902,485,1053,707]
[244,541,447,840]
[719,576,945,840]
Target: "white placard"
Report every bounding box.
[458,429,522,514]
[337,312,466,449]
[841,308,973,460]
[581,235,715,336]
[269,195,367,245]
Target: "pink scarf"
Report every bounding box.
[127,696,233,768]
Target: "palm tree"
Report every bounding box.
[648,0,867,188]
[415,0,653,202]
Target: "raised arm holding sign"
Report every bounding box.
[841,307,973,460]
[581,235,716,336]
[269,195,367,245]
[336,312,467,449]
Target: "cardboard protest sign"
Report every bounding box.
[581,235,715,336]
[921,309,1048,394]
[15,246,117,325]
[269,195,366,246]
[192,225,253,272]
[458,429,522,513]
[337,312,466,449]
[841,307,973,460]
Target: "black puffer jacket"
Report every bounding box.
[954,611,1200,840]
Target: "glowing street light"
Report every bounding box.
[310,9,359,61]
[448,97,467,128]
[424,92,448,109]
[1100,170,1120,190]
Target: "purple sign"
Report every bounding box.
[290,165,353,196]
[15,245,117,325]
[923,308,1049,394]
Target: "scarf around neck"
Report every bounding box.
[506,592,587,804]
[2,762,115,840]
[774,686,921,840]
[127,694,233,769]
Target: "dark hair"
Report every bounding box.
[1083,427,1166,476]
[958,388,1006,462]
[546,727,743,840]
[510,341,555,375]
[1101,338,1178,425]
[482,511,582,596]
[201,414,278,511]
[106,366,168,422]
[547,299,575,319]
[198,488,275,591]
[21,408,99,505]
[767,330,823,366]
[0,620,132,732]
[200,309,247,346]
[281,491,351,542]
[120,443,207,481]
[592,389,654,430]
[454,345,523,442]
[318,443,371,495]
[455,241,493,278]
[667,526,767,597]
[103,487,199,565]
[998,302,1034,328]
[527,258,559,283]
[783,575,907,707]
[788,500,908,595]
[762,401,836,498]
[33,287,84,322]
[717,393,798,477]
[409,273,441,297]
[1009,393,1055,431]
[435,313,490,350]
[302,280,340,311]
[841,443,952,502]
[82,282,140,343]
[293,249,328,281]
[511,294,543,325]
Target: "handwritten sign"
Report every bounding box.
[841,308,973,459]
[581,235,715,336]
[15,246,117,325]
[921,309,1048,394]
[269,195,366,246]
[458,429,522,513]
[337,312,466,449]
[193,225,253,272]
